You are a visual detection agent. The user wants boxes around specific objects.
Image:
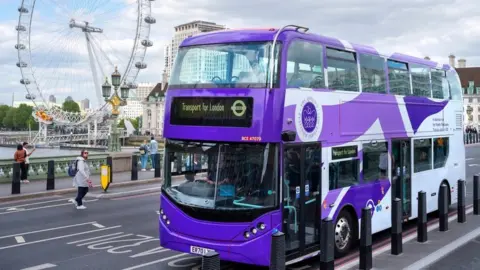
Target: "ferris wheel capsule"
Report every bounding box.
[16,61,27,68]
[144,16,156,24]
[141,40,153,47]
[18,6,29,13]
[15,44,25,50]
[135,62,147,69]
[16,25,26,31]
[20,79,30,85]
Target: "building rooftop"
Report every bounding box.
[174,20,224,29]
[145,83,167,101]
[455,67,480,89]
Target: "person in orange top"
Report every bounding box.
[13,144,27,182]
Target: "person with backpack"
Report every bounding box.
[139,139,150,171]
[68,149,92,209]
[149,136,158,172]
[22,142,36,183]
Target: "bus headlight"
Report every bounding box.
[257,222,266,230]
[160,208,164,215]
[166,219,170,225]
[244,231,251,238]
[251,228,258,234]
[162,214,167,220]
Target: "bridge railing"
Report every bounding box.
[465,133,480,145]
[0,153,109,183]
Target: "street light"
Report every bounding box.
[102,66,130,152]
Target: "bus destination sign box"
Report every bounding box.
[332,145,358,160]
[170,97,253,127]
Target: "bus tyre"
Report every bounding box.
[334,210,355,257]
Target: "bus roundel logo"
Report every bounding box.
[296,97,322,141]
[302,102,317,133]
[231,100,246,117]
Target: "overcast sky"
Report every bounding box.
[0,0,478,107]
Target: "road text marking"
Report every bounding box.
[66,232,124,245]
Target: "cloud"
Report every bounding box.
[1,0,479,108]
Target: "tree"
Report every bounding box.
[0,105,9,128]
[118,119,125,129]
[130,118,139,130]
[3,107,17,129]
[62,100,80,113]
[16,104,34,130]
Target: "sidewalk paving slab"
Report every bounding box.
[343,208,480,270]
[0,170,158,197]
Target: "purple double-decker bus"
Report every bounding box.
[159,25,465,266]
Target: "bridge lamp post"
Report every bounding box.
[102,66,130,152]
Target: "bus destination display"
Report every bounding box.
[170,97,253,127]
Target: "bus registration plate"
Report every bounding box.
[190,245,215,255]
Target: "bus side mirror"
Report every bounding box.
[281,130,296,142]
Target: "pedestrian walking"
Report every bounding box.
[22,142,36,183]
[13,144,27,183]
[149,136,158,172]
[139,139,150,171]
[69,149,92,209]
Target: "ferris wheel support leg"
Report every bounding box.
[87,123,91,146]
[94,120,98,146]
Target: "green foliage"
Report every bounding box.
[0,105,9,128]
[130,118,139,130]
[118,119,125,129]
[62,100,80,113]
[0,104,37,130]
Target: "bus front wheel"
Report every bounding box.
[334,210,355,257]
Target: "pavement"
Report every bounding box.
[1,145,480,269]
[0,170,161,202]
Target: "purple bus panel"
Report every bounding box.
[163,88,284,143]
[160,194,282,266]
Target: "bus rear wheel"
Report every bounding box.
[334,210,355,257]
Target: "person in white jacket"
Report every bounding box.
[69,149,91,209]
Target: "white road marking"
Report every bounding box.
[66,232,124,245]
[0,221,97,239]
[76,234,134,246]
[289,266,311,270]
[469,164,480,167]
[405,225,480,269]
[466,158,475,161]
[338,207,475,269]
[0,199,99,215]
[15,236,25,243]
[0,198,69,210]
[21,263,57,270]
[92,223,105,228]
[122,253,189,270]
[0,225,121,250]
[6,207,25,211]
